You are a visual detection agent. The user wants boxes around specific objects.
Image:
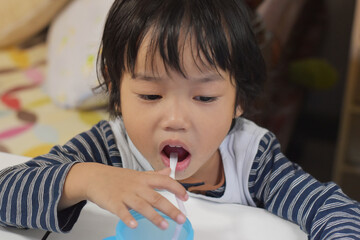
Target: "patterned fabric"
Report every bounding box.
[0,121,117,232]
[0,120,359,239]
[249,132,360,240]
[0,43,108,157]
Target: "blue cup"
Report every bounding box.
[104,209,194,240]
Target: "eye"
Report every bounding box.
[138,94,162,101]
[193,96,218,102]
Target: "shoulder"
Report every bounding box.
[68,120,115,148]
[88,120,119,153]
[78,120,115,140]
[61,119,118,156]
[221,117,274,164]
[251,130,293,175]
[255,131,282,159]
[230,118,283,160]
[225,118,271,153]
[92,120,113,134]
[219,118,272,205]
[222,118,273,174]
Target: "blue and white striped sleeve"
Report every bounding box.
[248,132,360,240]
[0,120,122,233]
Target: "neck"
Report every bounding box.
[185,150,223,186]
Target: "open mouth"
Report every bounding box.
[162,145,190,162]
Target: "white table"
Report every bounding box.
[0,152,307,240]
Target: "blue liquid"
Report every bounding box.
[105,209,194,240]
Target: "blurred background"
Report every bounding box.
[0,0,359,200]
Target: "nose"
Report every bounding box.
[160,98,190,132]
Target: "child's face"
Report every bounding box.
[120,35,242,181]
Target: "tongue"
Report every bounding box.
[163,145,189,162]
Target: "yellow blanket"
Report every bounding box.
[0,43,108,157]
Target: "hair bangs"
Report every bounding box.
[123,0,234,78]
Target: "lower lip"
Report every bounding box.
[161,152,191,171]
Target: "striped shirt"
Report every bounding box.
[0,120,359,239]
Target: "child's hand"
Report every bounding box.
[59,163,188,230]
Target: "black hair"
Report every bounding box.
[97,0,266,118]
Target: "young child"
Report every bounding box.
[1,0,359,239]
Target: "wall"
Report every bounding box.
[286,0,356,183]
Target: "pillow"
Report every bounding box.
[45,0,114,109]
[0,0,70,48]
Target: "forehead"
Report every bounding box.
[133,30,223,79]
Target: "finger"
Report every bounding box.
[143,189,186,225]
[157,167,171,176]
[127,196,169,230]
[147,173,188,201]
[112,202,138,229]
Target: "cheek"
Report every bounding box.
[120,84,147,129]
[202,100,236,142]
[122,110,152,144]
[120,90,149,146]
[199,108,233,143]
[122,103,156,141]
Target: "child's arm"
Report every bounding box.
[248,132,360,240]
[0,120,186,233]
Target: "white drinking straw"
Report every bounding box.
[169,152,187,240]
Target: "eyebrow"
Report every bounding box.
[133,73,225,82]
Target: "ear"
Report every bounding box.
[235,105,243,118]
